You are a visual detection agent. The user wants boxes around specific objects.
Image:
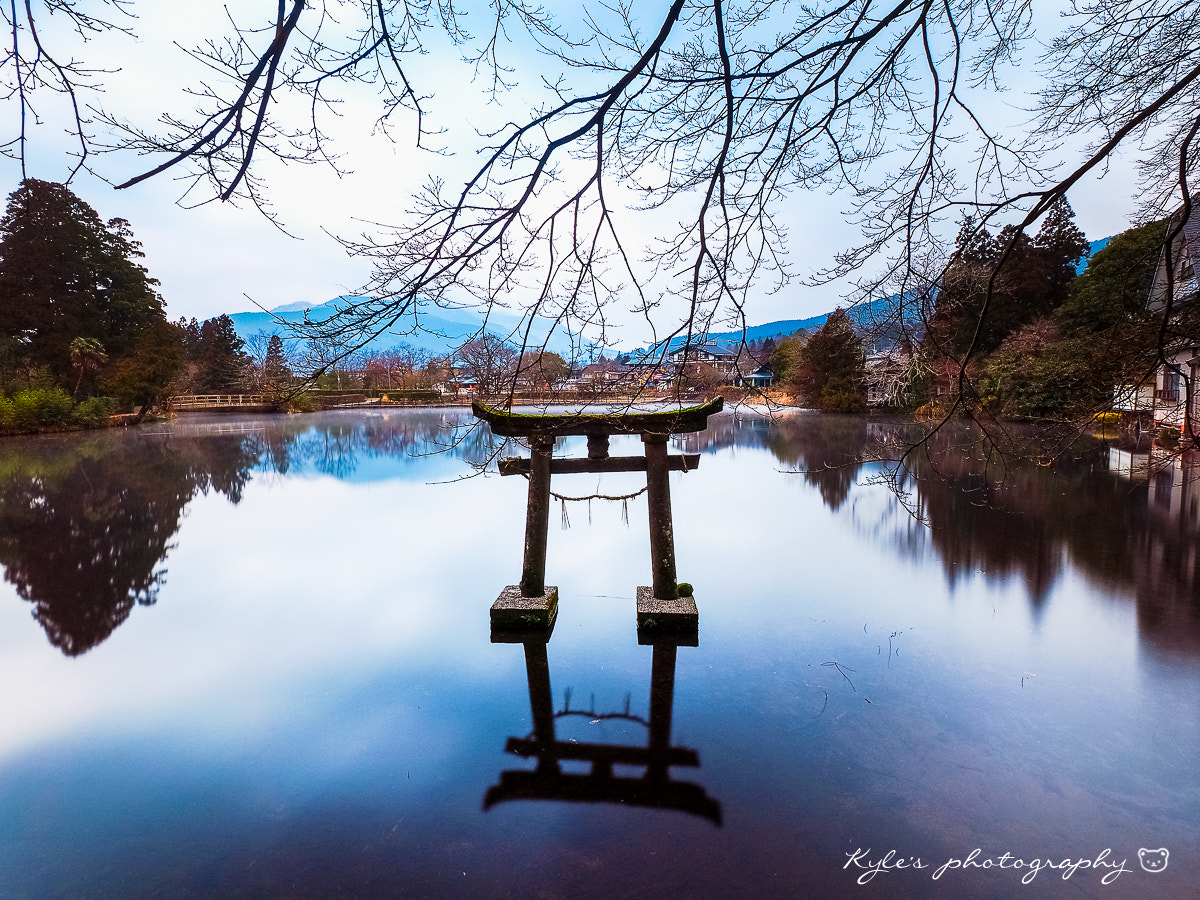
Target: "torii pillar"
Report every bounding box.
[474,398,722,631]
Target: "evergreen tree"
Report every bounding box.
[769,332,806,385]
[191,315,248,392]
[792,309,866,411]
[929,198,1090,358]
[101,319,187,418]
[263,334,291,387]
[0,180,167,387]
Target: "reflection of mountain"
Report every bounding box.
[243,410,498,479]
[0,432,257,656]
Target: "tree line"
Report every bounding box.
[768,197,1173,420]
[0,177,1182,426]
[0,179,288,425]
[0,179,588,425]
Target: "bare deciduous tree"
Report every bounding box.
[6,2,1200,410]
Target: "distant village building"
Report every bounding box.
[667,343,740,379]
[864,343,916,407]
[578,358,631,387]
[1114,209,1200,434]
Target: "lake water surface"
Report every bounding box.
[0,408,1196,899]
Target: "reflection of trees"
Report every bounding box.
[676,411,876,510]
[0,431,256,655]
[901,427,1200,655]
[739,411,1200,656]
[766,414,872,510]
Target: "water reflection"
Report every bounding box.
[0,430,256,655]
[486,619,720,824]
[3,408,1199,663]
[0,411,495,656]
[2,409,1199,898]
[737,413,1200,659]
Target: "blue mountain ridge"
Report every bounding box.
[231,236,1109,361]
[228,297,578,358]
[627,238,1112,356]
[625,295,920,358]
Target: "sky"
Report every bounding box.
[0,2,1154,349]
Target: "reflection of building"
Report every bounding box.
[1103,444,1200,658]
[485,619,720,823]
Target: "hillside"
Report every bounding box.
[625,295,922,358]
[228,298,578,358]
[228,235,1110,362]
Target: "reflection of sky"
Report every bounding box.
[1,410,1199,898]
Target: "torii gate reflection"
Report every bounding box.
[484,619,721,824]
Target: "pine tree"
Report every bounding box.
[191,315,248,393]
[262,334,291,390]
[0,180,166,387]
[792,310,866,411]
[929,199,1090,358]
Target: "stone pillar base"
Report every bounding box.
[636,585,698,633]
[491,585,558,631]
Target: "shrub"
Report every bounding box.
[9,387,73,428]
[283,393,316,413]
[72,396,117,427]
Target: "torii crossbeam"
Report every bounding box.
[473,397,723,630]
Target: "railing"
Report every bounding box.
[170,394,266,409]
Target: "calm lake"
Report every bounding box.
[0,407,1196,899]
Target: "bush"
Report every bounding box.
[283,393,316,413]
[0,389,119,432]
[9,387,73,428]
[72,396,117,427]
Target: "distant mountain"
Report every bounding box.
[622,237,1115,359]
[227,297,579,358]
[1078,237,1110,273]
[625,295,922,358]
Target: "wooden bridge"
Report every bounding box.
[169,394,272,412]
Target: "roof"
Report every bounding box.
[669,343,738,358]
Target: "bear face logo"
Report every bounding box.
[1138,848,1169,873]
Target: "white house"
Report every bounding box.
[1113,208,1200,435]
[1148,209,1200,434]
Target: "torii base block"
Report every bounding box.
[636,585,698,632]
[492,584,559,630]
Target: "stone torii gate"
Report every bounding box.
[473,397,723,630]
